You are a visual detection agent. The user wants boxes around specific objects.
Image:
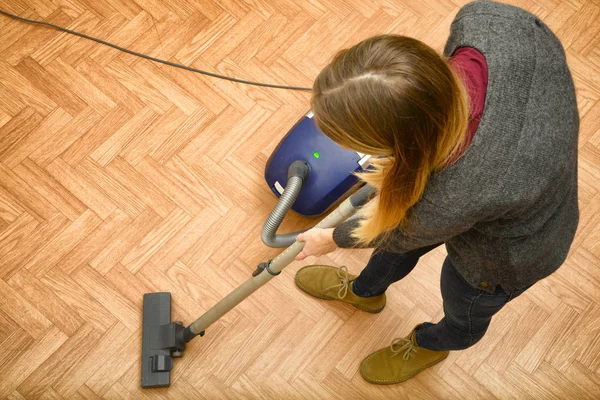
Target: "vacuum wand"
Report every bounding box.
[186,184,374,336]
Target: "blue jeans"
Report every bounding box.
[352,246,530,351]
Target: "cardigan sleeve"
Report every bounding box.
[332,196,477,252]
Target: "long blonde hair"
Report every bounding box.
[311,35,469,246]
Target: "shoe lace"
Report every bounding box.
[390,337,417,360]
[324,266,350,299]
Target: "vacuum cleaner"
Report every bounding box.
[141,112,373,388]
[264,111,371,218]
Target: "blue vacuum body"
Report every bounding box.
[265,112,370,216]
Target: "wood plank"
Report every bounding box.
[90,107,159,166]
[149,206,221,270]
[0,107,45,164]
[0,212,37,262]
[74,266,141,331]
[277,310,344,382]
[175,11,238,65]
[0,278,53,339]
[0,327,67,399]
[29,107,101,167]
[564,360,600,399]
[60,107,132,166]
[41,268,117,332]
[13,158,87,221]
[45,158,117,219]
[206,104,270,162]
[134,156,205,216]
[104,156,177,218]
[0,9,62,63]
[180,207,246,270]
[16,324,101,399]
[51,323,134,398]
[132,59,203,116]
[486,298,549,374]
[159,56,230,115]
[0,327,34,376]
[119,107,189,166]
[89,208,162,275]
[60,13,129,66]
[121,208,191,273]
[178,105,242,164]
[104,58,174,114]
[23,209,102,277]
[3,108,72,168]
[75,58,146,116]
[190,155,263,215]
[75,158,146,219]
[515,302,580,373]
[88,11,155,66]
[186,56,257,114]
[82,327,140,397]
[13,57,85,116]
[0,60,59,116]
[0,162,58,222]
[8,269,84,336]
[0,213,69,280]
[30,11,100,67]
[0,186,25,224]
[148,106,215,164]
[57,209,131,274]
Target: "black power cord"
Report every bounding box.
[0,9,313,91]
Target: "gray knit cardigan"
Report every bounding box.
[333,0,580,293]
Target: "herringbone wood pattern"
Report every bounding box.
[0,0,599,398]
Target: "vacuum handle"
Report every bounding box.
[266,184,375,275]
[261,161,310,248]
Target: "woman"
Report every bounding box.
[293,0,579,385]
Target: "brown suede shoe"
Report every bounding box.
[295,265,386,313]
[360,325,449,384]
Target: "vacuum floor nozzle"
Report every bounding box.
[141,292,182,388]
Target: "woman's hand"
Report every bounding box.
[295,228,337,261]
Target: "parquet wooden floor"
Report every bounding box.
[1,0,599,398]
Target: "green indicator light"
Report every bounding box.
[313,151,320,159]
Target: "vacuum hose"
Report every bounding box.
[261,160,310,248]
